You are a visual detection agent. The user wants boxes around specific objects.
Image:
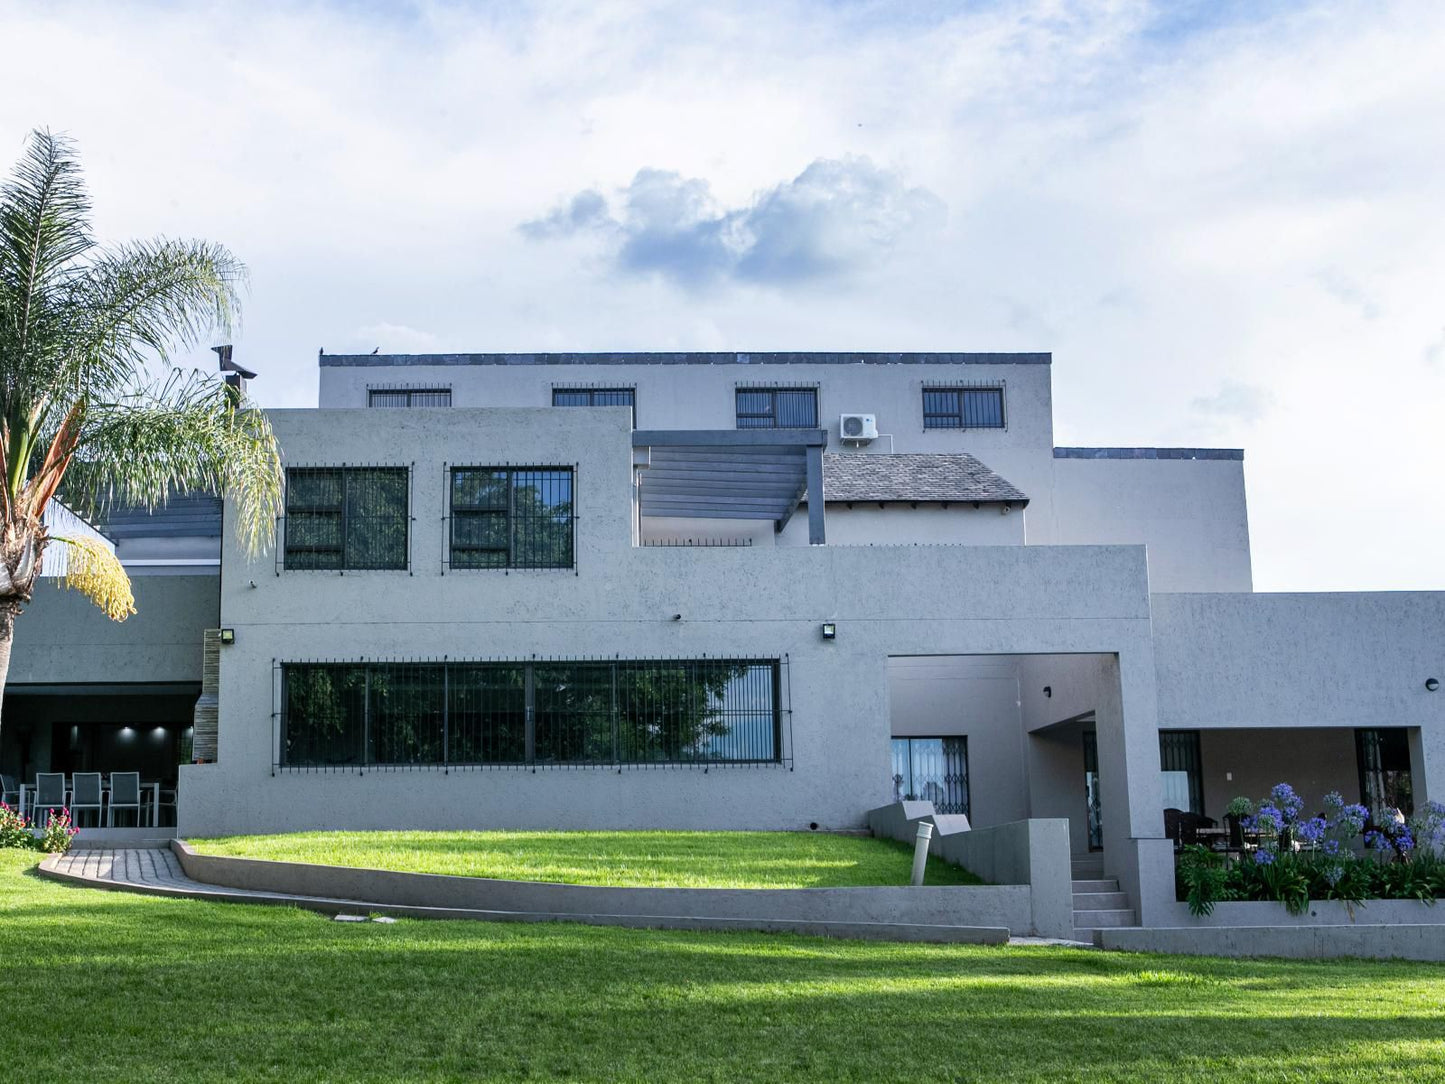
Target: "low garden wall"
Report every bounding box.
[1103,920,1445,961]
[173,840,1031,939]
[865,803,1076,939]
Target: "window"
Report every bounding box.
[552,388,636,426]
[1357,728,1413,817]
[449,467,574,570]
[1159,730,1203,814]
[922,387,1005,429]
[284,467,409,570]
[889,736,969,817]
[368,388,452,408]
[279,659,780,768]
[735,388,818,429]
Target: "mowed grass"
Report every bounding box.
[4,851,1445,1082]
[191,829,984,887]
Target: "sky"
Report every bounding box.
[2,0,1443,592]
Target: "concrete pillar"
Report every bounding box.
[1093,649,1170,921]
[1409,722,1445,810]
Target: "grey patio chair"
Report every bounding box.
[34,773,67,827]
[0,773,18,809]
[107,772,143,827]
[70,772,103,828]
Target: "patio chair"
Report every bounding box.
[34,773,67,827]
[1163,807,1183,848]
[0,773,18,809]
[108,772,144,828]
[70,772,103,828]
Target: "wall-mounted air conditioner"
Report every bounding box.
[839,413,878,444]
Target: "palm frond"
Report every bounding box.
[63,238,246,397]
[52,533,134,621]
[62,369,283,557]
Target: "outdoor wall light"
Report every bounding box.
[820,622,837,640]
[1044,685,1053,698]
[219,628,236,645]
[1428,678,1441,692]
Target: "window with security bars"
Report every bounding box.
[449,467,574,570]
[368,388,452,408]
[889,736,969,817]
[735,388,818,429]
[1159,730,1203,815]
[1357,728,1413,817]
[552,387,636,426]
[922,387,1005,429]
[284,467,409,570]
[279,659,780,768]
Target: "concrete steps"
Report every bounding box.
[1071,873,1137,946]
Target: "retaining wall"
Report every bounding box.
[173,841,1032,935]
[865,803,1076,939]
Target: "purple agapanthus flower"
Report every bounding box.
[1253,849,1275,866]
[1269,783,1304,822]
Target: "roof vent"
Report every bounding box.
[213,344,257,396]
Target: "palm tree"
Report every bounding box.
[0,129,282,743]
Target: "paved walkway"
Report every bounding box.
[44,847,386,911]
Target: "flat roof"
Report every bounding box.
[320,351,1051,368]
[1053,447,1244,461]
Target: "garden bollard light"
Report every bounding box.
[911,821,934,886]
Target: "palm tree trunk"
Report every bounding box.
[0,597,21,743]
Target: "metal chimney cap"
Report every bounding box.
[212,344,257,380]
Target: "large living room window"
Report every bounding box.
[449,467,575,570]
[283,467,409,571]
[278,659,781,769]
[922,386,1005,430]
[890,736,969,817]
[735,388,818,429]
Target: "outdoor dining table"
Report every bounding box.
[17,777,162,827]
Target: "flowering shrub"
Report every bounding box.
[0,802,33,849]
[37,808,78,854]
[1176,784,1445,915]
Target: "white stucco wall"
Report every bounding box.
[1050,457,1252,592]
[181,405,1163,841]
[318,356,1062,545]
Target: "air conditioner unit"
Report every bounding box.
[839,413,878,443]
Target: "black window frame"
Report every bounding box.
[921,386,1006,430]
[278,658,783,769]
[551,387,636,426]
[283,466,410,571]
[367,388,452,408]
[1158,729,1203,815]
[448,466,576,571]
[734,387,819,429]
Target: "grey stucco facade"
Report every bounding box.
[9,350,1441,937]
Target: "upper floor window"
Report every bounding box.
[552,387,636,426]
[735,388,818,429]
[450,467,575,570]
[922,387,1005,430]
[284,467,409,570]
[368,388,452,408]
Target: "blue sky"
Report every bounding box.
[2,0,1442,591]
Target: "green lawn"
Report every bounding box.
[191,829,984,888]
[4,850,1445,1081]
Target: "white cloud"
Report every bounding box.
[4,0,1445,590]
[522,157,945,288]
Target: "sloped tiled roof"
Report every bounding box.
[814,453,1028,505]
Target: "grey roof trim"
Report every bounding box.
[1054,447,1244,461]
[321,351,1051,368]
[634,429,826,448]
[97,495,224,539]
[811,453,1028,505]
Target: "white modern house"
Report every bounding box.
[4,350,1442,938]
